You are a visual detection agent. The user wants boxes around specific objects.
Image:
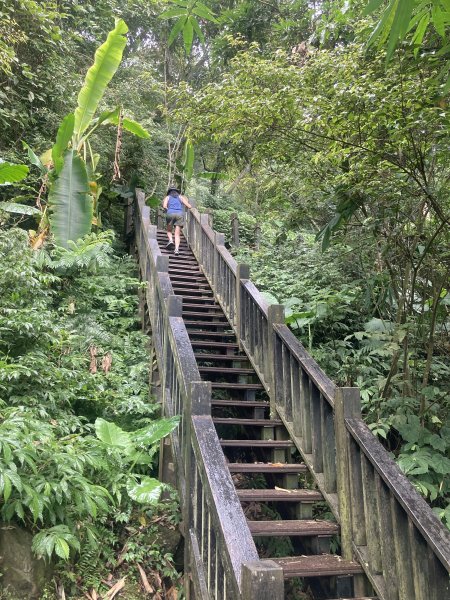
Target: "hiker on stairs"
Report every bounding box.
[162,186,192,255]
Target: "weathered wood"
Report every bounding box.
[321,395,336,493]
[236,264,250,348]
[334,387,362,560]
[273,554,364,578]
[241,561,284,599]
[267,304,285,412]
[247,519,339,536]
[346,417,450,571]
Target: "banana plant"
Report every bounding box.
[46,19,150,248]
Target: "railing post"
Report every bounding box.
[156,255,169,273]
[241,561,284,599]
[184,381,211,600]
[236,264,250,345]
[267,305,285,413]
[334,387,361,560]
[199,213,209,265]
[214,231,225,296]
[163,295,182,388]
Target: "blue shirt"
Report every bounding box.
[167,194,183,213]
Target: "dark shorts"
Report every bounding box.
[166,212,184,228]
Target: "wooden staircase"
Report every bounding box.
[156,230,373,599]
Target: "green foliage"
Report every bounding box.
[73,19,128,140]
[160,0,218,55]
[0,228,181,590]
[48,149,92,248]
[0,161,29,185]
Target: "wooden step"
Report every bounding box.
[187,321,230,327]
[191,341,239,348]
[213,418,282,426]
[272,554,364,579]
[188,330,235,338]
[183,311,225,318]
[199,366,254,374]
[237,489,322,503]
[170,275,207,283]
[168,268,201,275]
[179,298,218,304]
[212,399,269,408]
[171,280,210,288]
[248,519,339,537]
[173,288,212,295]
[195,353,249,361]
[228,463,306,474]
[211,382,263,389]
[220,440,293,448]
[182,304,222,311]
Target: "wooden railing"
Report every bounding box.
[183,202,450,600]
[131,191,284,600]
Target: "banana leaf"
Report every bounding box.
[73,19,128,141]
[48,150,92,247]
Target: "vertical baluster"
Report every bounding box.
[321,397,336,492]
[360,454,383,574]
[292,356,303,438]
[410,520,430,599]
[236,265,249,346]
[282,341,292,419]
[267,305,284,409]
[376,476,399,600]
[391,496,414,600]
[310,383,323,473]
[427,545,450,600]
[287,353,297,423]
[300,368,312,453]
[273,335,284,415]
[334,388,362,558]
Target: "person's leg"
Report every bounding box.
[174,225,181,252]
[166,217,174,248]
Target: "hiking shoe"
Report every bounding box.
[165,241,175,250]
[174,249,179,256]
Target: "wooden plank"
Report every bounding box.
[237,489,322,502]
[211,399,269,408]
[220,439,293,448]
[247,519,339,536]
[213,417,281,426]
[199,366,254,374]
[195,354,251,362]
[211,382,263,389]
[360,453,383,574]
[227,462,307,474]
[273,554,364,578]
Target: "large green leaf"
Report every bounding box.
[103,112,151,138]
[168,17,187,46]
[126,476,163,504]
[52,113,75,174]
[132,416,180,446]
[73,19,128,140]
[183,139,195,179]
[95,418,133,451]
[0,162,29,185]
[48,149,92,248]
[0,202,40,215]
[183,17,194,55]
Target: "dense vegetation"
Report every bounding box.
[0,0,449,596]
[0,226,181,597]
